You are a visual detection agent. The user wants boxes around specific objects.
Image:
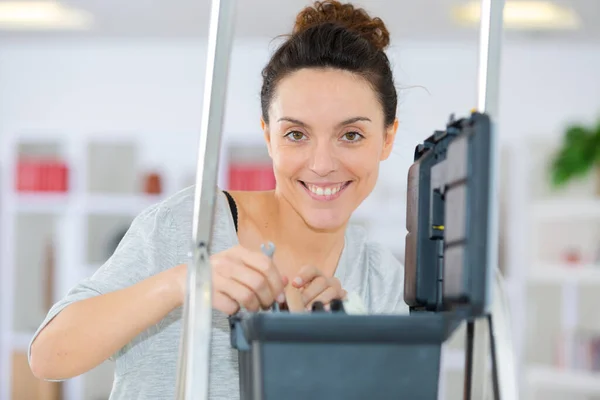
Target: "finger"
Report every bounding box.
[300,276,329,305]
[215,273,261,312]
[230,264,279,308]
[218,248,286,305]
[235,247,287,300]
[213,291,239,315]
[292,265,321,288]
[308,286,340,310]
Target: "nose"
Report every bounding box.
[308,140,338,177]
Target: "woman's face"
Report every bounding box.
[263,67,397,231]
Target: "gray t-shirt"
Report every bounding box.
[29,186,409,399]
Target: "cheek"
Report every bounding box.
[271,145,306,175]
[339,146,381,178]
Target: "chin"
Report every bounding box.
[302,208,348,232]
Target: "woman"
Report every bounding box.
[28,1,408,398]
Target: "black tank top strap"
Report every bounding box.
[222,190,238,232]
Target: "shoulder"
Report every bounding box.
[343,224,409,314]
[150,186,238,254]
[157,185,235,222]
[343,224,400,276]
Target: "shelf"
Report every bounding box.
[10,193,162,215]
[529,264,600,285]
[86,141,138,195]
[13,213,57,332]
[533,199,600,220]
[1,136,172,400]
[84,194,163,215]
[527,365,600,393]
[15,193,70,213]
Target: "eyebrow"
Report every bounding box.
[277,116,372,129]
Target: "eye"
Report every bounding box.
[284,131,307,141]
[341,131,364,142]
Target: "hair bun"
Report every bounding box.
[293,0,390,51]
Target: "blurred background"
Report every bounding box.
[0,0,599,399]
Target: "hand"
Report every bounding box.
[291,266,347,310]
[210,245,288,315]
[167,247,287,315]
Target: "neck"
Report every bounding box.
[267,190,347,277]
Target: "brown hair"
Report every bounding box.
[260,0,397,126]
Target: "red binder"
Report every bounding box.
[228,163,275,191]
[15,159,69,192]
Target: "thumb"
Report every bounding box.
[292,265,319,288]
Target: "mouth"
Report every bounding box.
[298,180,352,201]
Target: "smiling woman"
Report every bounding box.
[257,0,399,234]
[27,1,408,399]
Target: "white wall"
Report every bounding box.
[1,37,598,173]
[0,37,599,253]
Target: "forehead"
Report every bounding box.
[269,68,382,122]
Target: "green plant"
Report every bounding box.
[550,118,600,188]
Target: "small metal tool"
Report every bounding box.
[260,242,283,312]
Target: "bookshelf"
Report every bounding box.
[0,133,176,400]
[516,137,600,400]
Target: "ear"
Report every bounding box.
[380,118,398,161]
[261,117,273,158]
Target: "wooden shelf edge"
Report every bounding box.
[527,365,600,392]
[529,264,600,284]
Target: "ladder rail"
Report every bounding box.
[175,1,237,399]
[470,1,520,399]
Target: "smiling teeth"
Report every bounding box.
[307,183,344,196]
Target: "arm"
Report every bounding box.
[30,266,183,380]
[29,205,183,380]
